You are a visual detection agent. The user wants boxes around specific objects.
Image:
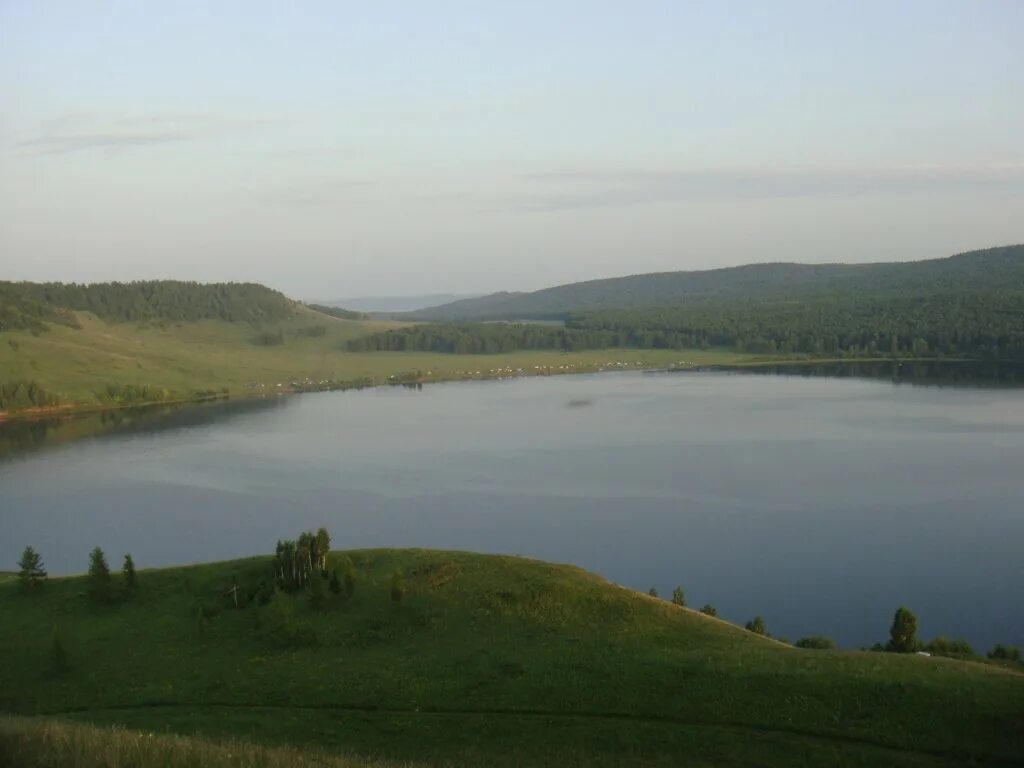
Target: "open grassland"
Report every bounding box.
[0,308,751,413]
[0,715,411,768]
[1,550,1021,767]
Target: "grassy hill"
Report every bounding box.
[407,245,1024,320]
[0,279,754,417]
[0,549,1021,767]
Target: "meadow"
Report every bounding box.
[1,548,1021,767]
[0,307,751,416]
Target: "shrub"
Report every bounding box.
[309,571,327,611]
[343,558,356,599]
[671,586,686,607]
[647,587,659,598]
[925,636,976,658]
[987,644,1021,662]
[745,616,768,636]
[795,636,835,650]
[699,603,718,617]
[328,570,341,595]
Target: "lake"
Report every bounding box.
[2,363,1022,650]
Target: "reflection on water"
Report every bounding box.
[718,360,1024,388]
[0,397,290,463]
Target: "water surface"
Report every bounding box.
[2,366,1022,649]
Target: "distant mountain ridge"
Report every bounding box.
[406,245,1024,320]
[318,293,481,313]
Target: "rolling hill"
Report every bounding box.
[406,245,1024,320]
[1,548,1021,767]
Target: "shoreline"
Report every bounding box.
[0,354,1009,426]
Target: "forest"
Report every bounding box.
[348,291,1024,359]
[0,280,295,331]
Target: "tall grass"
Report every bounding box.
[0,715,412,768]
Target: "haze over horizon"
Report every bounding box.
[2,1,1023,299]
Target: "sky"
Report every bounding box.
[1,1,1023,299]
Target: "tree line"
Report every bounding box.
[0,380,59,411]
[0,280,296,332]
[347,290,1024,360]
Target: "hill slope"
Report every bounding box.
[1,549,1021,767]
[407,245,1024,320]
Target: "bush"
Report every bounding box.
[671,586,686,607]
[309,571,327,610]
[342,558,356,599]
[925,636,976,658]
[987,644,1021,662]
[699,603,718,617]
[795,636,835,650]
[647,587,659,598]
[745,616,768,636]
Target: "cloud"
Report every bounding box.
[11,112,272,155]
[514,165,1024,211]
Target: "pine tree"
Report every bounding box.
[122,553,137,592]
[671,586,686,607]
[88,546,112,603]
[17,546,46,591]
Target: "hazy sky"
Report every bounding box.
[2,1,1022,299]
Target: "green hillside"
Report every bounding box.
[407,245,1024,320]
[1,549,1021,767]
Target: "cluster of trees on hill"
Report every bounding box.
[346,322,605,354]
[565,294,1024,358]
[0,280,295,331]
[273,529,332,591]
[0,380,59,411]
[306,303,367,321]
[347,291,1024,359]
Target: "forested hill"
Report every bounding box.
[406,245,1024,321]
[0,280,297,332]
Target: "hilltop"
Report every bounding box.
[0,548,1021,767]
[406,244,1024,320]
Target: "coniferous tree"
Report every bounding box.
[17,546,46,591]
[671,586,686,607]
[888,607,919,653]
[88,547,112,603]
[122,553,137,592]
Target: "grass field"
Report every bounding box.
[0,308,753,415]
[1,549,1021,767]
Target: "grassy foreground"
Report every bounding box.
[0,715,410,768]
[1,549,1022,767]
[0,307,750,416]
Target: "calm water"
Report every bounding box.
[2,366,1022,649]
